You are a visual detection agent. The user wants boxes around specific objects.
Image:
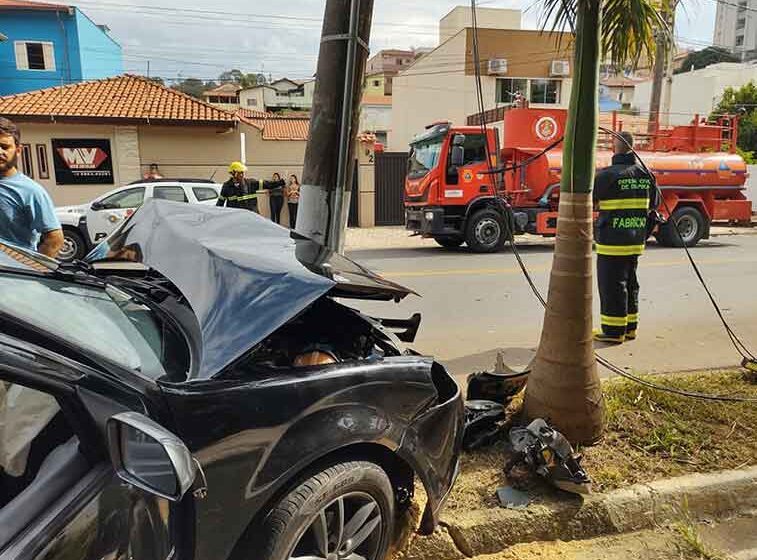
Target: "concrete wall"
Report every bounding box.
[364,75,386,96]
[633,63,757,125]
[74,9,122,80]
[360,104,392,135]
[439,6,521,43]
[239,87,266,110]
[389,29,572,151]
[15,122,122,205]
[0,9,78,95]
[747,165,757,211]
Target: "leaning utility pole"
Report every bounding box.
[296,0,373,252]
[660,3,677,128]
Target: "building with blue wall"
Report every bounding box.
[0,0,122,96]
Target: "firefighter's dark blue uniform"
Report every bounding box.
[593,152,659,341]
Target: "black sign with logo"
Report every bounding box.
[52,138,114,185]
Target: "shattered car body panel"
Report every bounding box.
[0,202,464,559]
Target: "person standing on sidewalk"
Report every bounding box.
[286,174,300,229]
[0,117,63,258]
[217,162,285,213]
[593,131,658,344]
[268,172,285,224]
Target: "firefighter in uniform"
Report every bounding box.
[593,131,659,344]
[217,162,286,213]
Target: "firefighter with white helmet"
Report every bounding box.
[217,161,286,213]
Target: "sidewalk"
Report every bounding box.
[345,222,757,251]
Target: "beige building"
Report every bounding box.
[201,83,240,112]
[439,6,521,43]
[238,78,315,113]
[390,22,574,150]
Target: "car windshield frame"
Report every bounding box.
[0,269,191,381]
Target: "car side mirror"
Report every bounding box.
[91,201,104,211]
[107,411,202,502]
[450,145,464,167]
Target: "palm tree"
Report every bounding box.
[522,0,666,443]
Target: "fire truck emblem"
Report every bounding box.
[463,169,474,183]
[535,116,559,141]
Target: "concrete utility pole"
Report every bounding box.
[648,0,675,133]
[296,0,374,252]
[660,2,677,128]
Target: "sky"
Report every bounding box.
[73,0,720,83]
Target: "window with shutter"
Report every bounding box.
[14,42,29,70]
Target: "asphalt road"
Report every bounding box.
[346,234,757,383]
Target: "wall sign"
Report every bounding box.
[52,138,114,185]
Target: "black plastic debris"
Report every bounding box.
[463,400,505,451]
[507,418,592,495]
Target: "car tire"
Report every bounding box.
[465,208,507,253]
[657,206,705,248]
[257,461,395,560]
[435,236,464,249]
[59,228,87,262]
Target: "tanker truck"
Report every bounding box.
[404,107,753,252]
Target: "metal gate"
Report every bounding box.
[374,151,408,226]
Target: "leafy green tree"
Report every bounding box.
[675,46,740,74]
[522,0,665,443]
[217,69,260,89]
[712,81,757,157]
[171,78,207,99]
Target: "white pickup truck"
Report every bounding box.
[55,179,221,261]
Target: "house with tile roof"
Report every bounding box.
[0,75,316,209]
[0,0,123,95]
[237,78,315,113]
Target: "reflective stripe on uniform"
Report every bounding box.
[627,313,639,323]
[237,194,258,201]
[598,198,650,211]
[601,314,628,327]
[595,244,645,256]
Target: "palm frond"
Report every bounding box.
[539,0,670,70]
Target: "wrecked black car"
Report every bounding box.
[0,200,463,560]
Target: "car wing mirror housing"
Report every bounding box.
[450,145,465,167]
[107,411,201,502]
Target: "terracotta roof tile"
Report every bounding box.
[236,109,310,140]
[203,83,240,96]
[0,0,68,10]
[0,74,237,125]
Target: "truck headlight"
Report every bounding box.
[425,211,434,221]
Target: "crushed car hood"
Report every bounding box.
[84,200,415,379]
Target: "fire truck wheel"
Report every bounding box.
[466,209,507,253]
[435,236,464,249]
[657,206,705,248]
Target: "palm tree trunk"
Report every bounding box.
[523,0,605,444]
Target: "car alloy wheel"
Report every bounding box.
[288,492,383,560]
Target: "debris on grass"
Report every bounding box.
[446,369,757,511]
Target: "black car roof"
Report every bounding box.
[85,200,415,380]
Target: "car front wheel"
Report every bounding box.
[59,228,87,261]
[258,461,395,560]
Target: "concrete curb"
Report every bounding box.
[398,466,757,559]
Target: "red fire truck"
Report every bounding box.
[404,108,752,252]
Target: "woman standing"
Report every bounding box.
[286,174,300,229]
[268,172,285,224]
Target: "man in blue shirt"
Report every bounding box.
[0,118,63,258]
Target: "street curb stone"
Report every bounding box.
[400,466,757,559]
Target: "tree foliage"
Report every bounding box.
[218,68,265,89]
[675,46,740,74]
[712,81,757,156]
[172,78,214,99]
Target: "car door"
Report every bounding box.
[0,324,200,560]
[191,186,220,206]
[86,186,146,244]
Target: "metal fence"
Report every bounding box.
[374,151,408,226]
